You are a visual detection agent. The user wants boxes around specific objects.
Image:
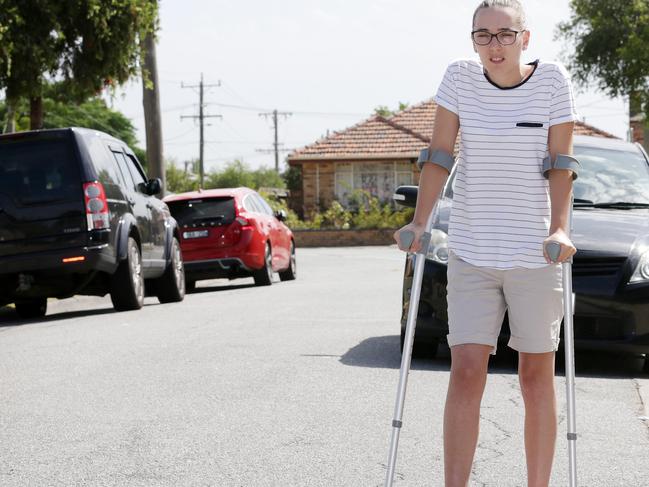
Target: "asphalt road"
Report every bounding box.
[1,245,648,486]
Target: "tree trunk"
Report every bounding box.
[141,30,165,198]
[3,98,17,134]
[29,96,44,130]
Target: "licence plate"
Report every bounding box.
[183,230,209,239]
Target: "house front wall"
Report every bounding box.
[298,159,417,217]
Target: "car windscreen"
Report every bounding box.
[0,138,81,205]
[442,145,649,204]
[166,197,236,226]
[573,145,649,204]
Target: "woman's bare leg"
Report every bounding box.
[443,343,493,487]
[518,351,557,487]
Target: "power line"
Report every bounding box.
[180,73,222,188]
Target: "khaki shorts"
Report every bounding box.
[446,250,564,355]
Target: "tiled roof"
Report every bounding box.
[287,99,620,162]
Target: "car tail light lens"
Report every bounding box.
[83,182,110,230]
[235,216,250,226]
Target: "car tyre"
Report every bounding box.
[400,326,439,359]
[279,240,297,281]
[253,243,273,286]
[154,237,186,303]
[14,297,47,319]
[110,237,145,311]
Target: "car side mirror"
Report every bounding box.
[393,185,418,208]
[274,209,287,221]
[145,178,162,196]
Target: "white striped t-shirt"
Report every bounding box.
[434,57,579,269]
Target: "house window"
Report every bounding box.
[334,161,412,206]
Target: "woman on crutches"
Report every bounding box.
[392,1,580,486]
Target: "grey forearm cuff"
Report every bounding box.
[542,154,580,180]
[416,148,455,173]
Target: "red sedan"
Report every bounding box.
[163,188,296,291]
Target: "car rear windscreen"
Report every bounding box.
[0,138,80,205]
[167,197,236,226]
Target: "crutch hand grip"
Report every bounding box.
[545,241,562,263]
[399,230,415,250]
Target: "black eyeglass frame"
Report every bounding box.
[470,29,525,46]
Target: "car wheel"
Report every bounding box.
[110,237,145,311]
[154,237,186,303]
[253,243,273,286]
[185,280,196,293]
[14,297,47,319]
[400,326,439,359]
[279,240,297,281]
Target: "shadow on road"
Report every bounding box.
[341,335,648,379]
[0,305,116,328]
[188,282,257,294]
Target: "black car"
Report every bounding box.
[0,127,185,318]
[396,135,649,372]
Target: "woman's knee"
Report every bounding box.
[518,352,555,400]
[449,344,491,390]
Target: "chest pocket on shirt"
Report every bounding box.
[516,122,544,127]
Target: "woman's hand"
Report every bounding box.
[394,222,426,253]
[543,228,576,263]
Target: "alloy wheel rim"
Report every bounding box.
[266,246,272,280]
[130,244,143,300]
[173,241,185,291]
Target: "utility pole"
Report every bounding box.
[142,28,164,196]
[259,109,292,172]
[181,73,221,188]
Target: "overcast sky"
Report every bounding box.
[109,0,629,173]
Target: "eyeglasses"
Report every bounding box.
[471,30,524,46]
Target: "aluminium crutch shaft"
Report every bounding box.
[385,208,437,487]
[545,193,577,487]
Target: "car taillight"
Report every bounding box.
[83,182,110,230]
[235,216,250,227]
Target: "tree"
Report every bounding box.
[555,1,649,121]
[282,165,302,192]
[0,87,147,167]
[373,101,410,117]
[252,165,286,189]
[0,2,63,131]
[205,160,287,190]
[166,159,198,194]
[0,1,158,130]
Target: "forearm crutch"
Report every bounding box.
[384,206,437,487]
[544,192,577,487]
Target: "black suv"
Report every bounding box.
[0,127,185,318]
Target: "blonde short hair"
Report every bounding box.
[472,0,527,30]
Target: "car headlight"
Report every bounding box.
[630,250,649,283]
[425,229,449,264]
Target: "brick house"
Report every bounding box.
[286,99,620,218]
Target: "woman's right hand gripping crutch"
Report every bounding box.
[393,105,460,254]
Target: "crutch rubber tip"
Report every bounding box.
[545,241,562,262]
[392,420,402,428]
[399,231,415,250]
